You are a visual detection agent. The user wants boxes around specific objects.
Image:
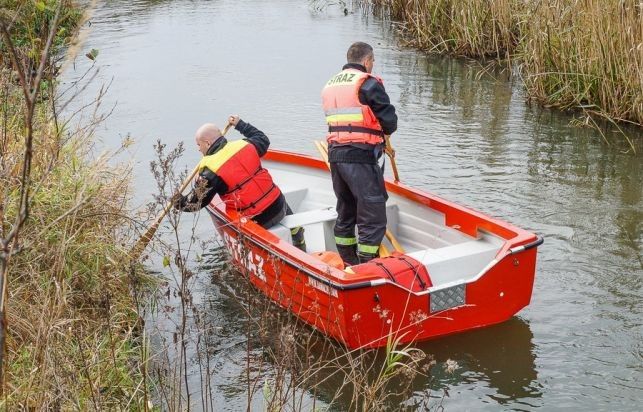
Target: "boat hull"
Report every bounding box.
[207,150,541,349]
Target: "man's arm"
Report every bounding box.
[173,169,227,211]
[233,117,271,157]
[359,78,398,135]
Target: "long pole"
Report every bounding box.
[384,136,400,182]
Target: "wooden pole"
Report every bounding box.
[384,136,400,182]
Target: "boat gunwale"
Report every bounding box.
[264,150,538,250]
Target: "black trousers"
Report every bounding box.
[330,162,388,261]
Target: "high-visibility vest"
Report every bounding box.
[321,68,384,145]
[198,140,281,216]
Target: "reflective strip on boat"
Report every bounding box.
[430,283,466,313]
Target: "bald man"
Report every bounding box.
[174,115,305,251]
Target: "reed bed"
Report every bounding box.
[367,0,520,58]
[364,0,643,127]
[521,0,643,125]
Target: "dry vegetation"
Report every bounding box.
[1,0,151,408]
[364,0,643,128]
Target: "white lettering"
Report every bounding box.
[307,278,338,298]
[223,232,266,282]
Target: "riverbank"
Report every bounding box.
[364,0,643,129]
[0,1,150,407]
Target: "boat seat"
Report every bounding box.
[278,207,337,229]
[273,205,400,254]
[269,207,337,253]
[280,187,309,212]
[407,236,501,287]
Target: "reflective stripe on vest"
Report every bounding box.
[198,140,281,216]
[324,107,363,124]
[321,68,384,146]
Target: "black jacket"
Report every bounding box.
[175,120,285,223]
[328,63,398,164]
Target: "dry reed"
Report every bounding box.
[364,0,643,127]
[1,90,152,408]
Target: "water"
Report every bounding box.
[62,0,643,410]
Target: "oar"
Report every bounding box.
[384,135,400,182]
[313,140,330,168]
[130,123,233,260]
[383,136,404,252]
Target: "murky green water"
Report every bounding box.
[63,0,642,410]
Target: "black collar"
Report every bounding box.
[206,137,228,156]
[342,63,367,72]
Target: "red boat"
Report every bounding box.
[206,150,543,349]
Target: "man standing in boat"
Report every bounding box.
[322,42,397,265]
[173,115,306,252]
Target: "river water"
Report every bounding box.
[62,0,642,410]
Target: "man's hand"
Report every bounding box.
[171,193,185,210]
[228,115,240,127]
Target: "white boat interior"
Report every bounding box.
[264,159,505,288]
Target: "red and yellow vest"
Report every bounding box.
[321,68,384,145]
[198,140,280,216]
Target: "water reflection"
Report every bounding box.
[417,319,540,405]
[307,318,541,410]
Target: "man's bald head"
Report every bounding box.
[195,123,223,155]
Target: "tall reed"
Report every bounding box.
[367,0,521,58]
[520,0,643,125]
[2,132,151,408]
[364,0,643,127]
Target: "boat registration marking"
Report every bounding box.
[221,229,340,295]
[222,232,266,282]
[308,278,338,298]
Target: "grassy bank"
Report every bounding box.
[1,1,150,408]
[3,130,148,407]
[364,0,643,128]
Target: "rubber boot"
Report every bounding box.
[357,251,379,264]
[337,244,359,266]
[291,227,306,252]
